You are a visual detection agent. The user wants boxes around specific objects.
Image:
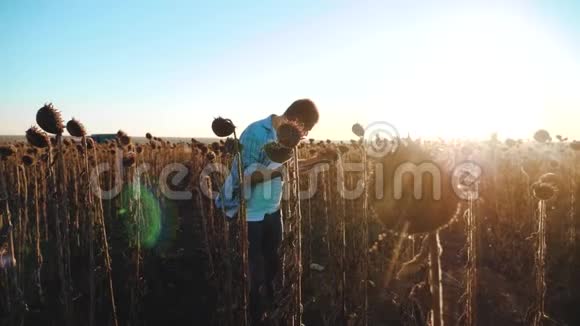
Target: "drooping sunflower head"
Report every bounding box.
[212,117,236,137]
[26,126,51,148]
[277,121,304,148]
[36,103,64,135]
[66,118,87,137]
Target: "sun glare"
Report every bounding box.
[369,9,580,141]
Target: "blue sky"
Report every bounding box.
[2,0,580,140]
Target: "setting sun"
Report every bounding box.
[340,8,580,141]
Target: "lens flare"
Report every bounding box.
[118,185,162,249]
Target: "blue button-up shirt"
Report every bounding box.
[215,115,283,221]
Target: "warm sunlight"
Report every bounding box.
[3,1,580,325]
[364,9,580,141]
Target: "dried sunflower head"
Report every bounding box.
[277,122,304,148]
[264,142,293,163]
[122,135,132,146]
[0,145,17,160]
[197,144,208,154]
[212,117,236,137]
[66,118,87,137]
[224,138,241,154]
[532,181,557,201]
[86,137,95,150]
[26,126,51,148]
[36,103,64,134]
[352,123,365,137]
[534,129,551,143]
[123,152,136,167]
[116,130,131,146]
[206,151,216,162]
[21,154,35,166]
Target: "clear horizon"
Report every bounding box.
[2,1,580,140]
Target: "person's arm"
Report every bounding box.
[299,156,328,167]
[297,148,339,172]
[239,130,283,187]
[245,165,284,187]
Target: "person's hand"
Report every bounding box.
[317,147,340,163]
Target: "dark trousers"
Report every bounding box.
[248,210,283,325]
